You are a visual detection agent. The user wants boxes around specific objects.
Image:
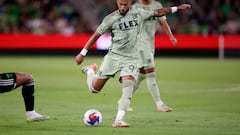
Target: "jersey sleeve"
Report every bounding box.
[96,14,112,35]
[156,2,166,21]
[137,7,154,22]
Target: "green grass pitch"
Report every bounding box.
[0,55,240,135]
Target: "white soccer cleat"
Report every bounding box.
[26,110,50,121]
[81,64,98,74]
[112,120,130,128]
[157,104,172,112]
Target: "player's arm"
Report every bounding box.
[154,4,191,16]
[159,19,177,46]
[75,31,101,65]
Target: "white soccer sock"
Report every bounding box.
[86,69,94,75]
[146,72,164,106]
[156,101,164,107]
[115,80,134,121]
[86,71,98,93]
[115,110,126,122]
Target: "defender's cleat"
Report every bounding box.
[157,104,172,112]
[26,111,50,121]
[112,120,130,128]
[81,64,98,74]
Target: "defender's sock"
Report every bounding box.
[22,81,35,111]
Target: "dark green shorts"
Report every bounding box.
[0,73,16,93]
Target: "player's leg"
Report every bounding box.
[15,72,35,112]
[0,72,49,121]
[126,49,148,111]
[0,72,34,111]
[113,63,138,128]
[81,64,109,93]
[126,68,145,111]
[82,55,120,93]
[139,49,172,112]
[112,75,135,128]
[15,72,50,121]
[144,68,172,112]
[132,49,155,93]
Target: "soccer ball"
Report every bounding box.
[83,109,102,126]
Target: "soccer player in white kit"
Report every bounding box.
[75,0,191,127]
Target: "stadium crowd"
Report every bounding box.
[0,0,239,35]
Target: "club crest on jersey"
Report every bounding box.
[132,13,138,19]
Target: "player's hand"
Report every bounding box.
[177,4,191,10]
[170,37,177,46]
[75,54,85,65]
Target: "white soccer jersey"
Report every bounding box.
[97,6,154,59]
[133,0,166,52]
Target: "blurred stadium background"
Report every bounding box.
[0,0,239,57]
[0,1,240,134]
